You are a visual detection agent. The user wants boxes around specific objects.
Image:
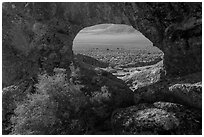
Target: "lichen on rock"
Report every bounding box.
[111,102,201,135]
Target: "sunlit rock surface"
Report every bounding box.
[112,102,202,135]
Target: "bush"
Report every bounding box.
[11,70,89,135]
[89,86,112,118]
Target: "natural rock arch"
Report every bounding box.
[2,2,202,86]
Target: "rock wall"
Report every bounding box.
[2,2,202,86]
[121,3,202,76]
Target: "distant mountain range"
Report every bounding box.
[81,24,136,34]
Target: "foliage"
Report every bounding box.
[11,70,88,135]
[89,86,112,118]
[90,86,111,104]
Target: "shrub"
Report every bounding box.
[11,70,88,135]
[88,85,112,119]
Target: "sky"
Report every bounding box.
[73,24,153,49]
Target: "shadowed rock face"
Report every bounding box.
[2,2,202,86]
[2,3,202,135]
[122,3,202,76]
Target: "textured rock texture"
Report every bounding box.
[124,60,164,91]
[134,72,202,110]
[71,60,135,127]
[2,2,202,135]
[122,3,202,76]
[2,2,202,86]
[169,82,202,109]
[111,102,202,135]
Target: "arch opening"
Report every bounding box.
[73,24,163,67]
[73,24,164,89]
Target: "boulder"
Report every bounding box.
[134,72,202,110]
[124,60,164,91]
[169,82,202,109]
[111,102,202,135]
[71,61,135,129]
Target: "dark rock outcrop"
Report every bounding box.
[71,61,135,125]
[2,2,202,135]
[169,82,202,109]
[2,2,202,86]
[122,3,202,76]
[134,72,202,110]
[111,102,202,135]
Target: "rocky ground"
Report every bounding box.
[3,48,202,135]
[73,54,202,134]
[2,54,202,135]
[74,47,163,67]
